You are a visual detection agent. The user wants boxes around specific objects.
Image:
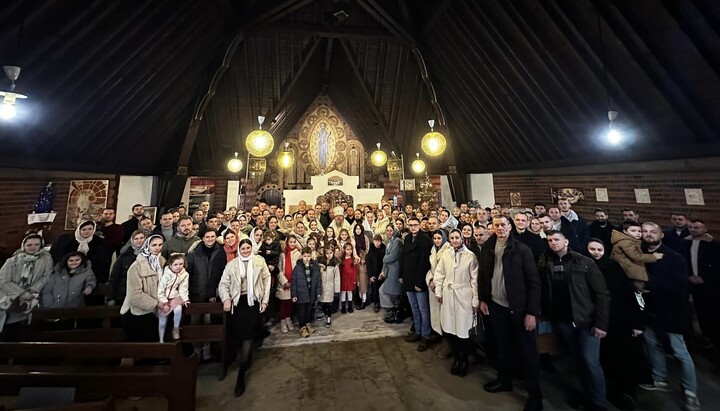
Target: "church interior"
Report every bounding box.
[0,0,719,410]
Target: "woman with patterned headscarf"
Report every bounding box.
[120,234,166,342]
[0,234,54,339]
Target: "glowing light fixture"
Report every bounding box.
[411,153,426,174]
[0,66,28,120]
[246,115,274,157]
[227,152,243,173]
[277,142,295,169]
[421,119,446,157]
[370,142,388,167]
[606,110,622,146]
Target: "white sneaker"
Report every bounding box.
[639,380,670,392]
[325,316,332,327]
[684,390,700,411]
[287,318,295,331]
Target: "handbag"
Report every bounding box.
[469,313,486,346]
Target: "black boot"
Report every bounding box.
[234,368,246,397]
[341,302,347,314]
[347,302,354,313]
[384,309,397,323]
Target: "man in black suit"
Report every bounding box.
[399,217,434,351]
[479,216,543,411]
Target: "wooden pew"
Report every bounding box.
[26,303,233,379]
[0,342,197,411]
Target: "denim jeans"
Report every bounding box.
[406,291,431,337]
[555,322,607,408]
[644,326,698,393]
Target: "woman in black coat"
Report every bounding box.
[107,230,145,306]
[588,239,650,410]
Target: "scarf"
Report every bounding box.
[224,241,239,262]
[452,244,467,265]
[17,235,44,286]
[74,221,95,254]
[140,234,164,276]
[130,240,143,256]
[284,245,294,282]
[249,228,261,254]
[239,254,255,306]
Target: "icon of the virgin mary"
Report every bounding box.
[317,122,331,169]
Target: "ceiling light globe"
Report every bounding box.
[246,129,274,157]
[412,158,426,174]
[227,158,243,173]
[0,103,16,120]
[421,131,446,157]
[607,129,622,145]
[277,150,295,169]
[371,150,387,167]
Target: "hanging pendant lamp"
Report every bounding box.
[246,115,274,157]
[421,119,446,157]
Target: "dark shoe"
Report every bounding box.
[373,303,381,313]
[358,301,366,310]
[455,361,468,377]
[409,323,415,333]
[608,391,636,410]
[450,359,460,375]
[234,369,246,397]
[384,311,397,323]
[539,353,557,374]
[405,333,421,343]
[417,338,430,352]
[341,302,347,314]
[347,304,354,313]
[484,379,513,393]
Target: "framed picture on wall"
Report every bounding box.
[143,207,157,223]
[510,192,521,206]
[595,188,609,202]
[684,188,705,206]
[634,189,651,204]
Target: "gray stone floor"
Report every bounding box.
[194,335,720,411]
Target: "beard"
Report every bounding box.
[643,238,661,246]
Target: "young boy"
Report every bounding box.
[290,247,321,337]
[611,220,663,285]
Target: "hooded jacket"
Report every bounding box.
[41,261,97,309]
[610,230,657,282]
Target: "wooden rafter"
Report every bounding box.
[265,37,323,129]
[259,22,399,41]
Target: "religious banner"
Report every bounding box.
[65,180,109,230]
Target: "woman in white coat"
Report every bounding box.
[434,229,479,377]
[219,238,271,397]
[426,230,451,356]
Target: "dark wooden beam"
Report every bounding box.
[243,0,316,32]
[355,0,416,46]
[592,0,715,142]
[322,37,334,86]
[421,0,455,38]
[265,37,323,129]
[258,22,399,41]
[339,40,393,150]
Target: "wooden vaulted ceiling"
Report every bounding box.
[0,0,719,176]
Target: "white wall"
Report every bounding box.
[439,175,455,209]
[226,180,240,209]
[116,176,155,220]
[180,178,191,209]
[467,173,495,208]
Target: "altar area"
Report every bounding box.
[282,170,384,213]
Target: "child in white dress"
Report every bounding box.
[157,254,190,342]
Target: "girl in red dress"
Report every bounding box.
[339,243,357,314]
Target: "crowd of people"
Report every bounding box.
[0,198,717,410]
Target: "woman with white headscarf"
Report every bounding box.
[219,238,271,397]
[120,234,165,342]
[50,221,111,284]
[0,234,54,340]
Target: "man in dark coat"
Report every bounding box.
[663,213,690,253]
[121,204,145,245]
[547,207,582,253]
[544,231,610,411]
[640,222,700,411]
[399,217,433,351]
[479,216,543,411]
[512,212,544,263]
[186,229,224,303]
[682,219,720,347]
[558,198,590,250]
[588,208,616,256]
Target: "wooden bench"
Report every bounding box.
[0,342,196,411]
[27,303,233,379]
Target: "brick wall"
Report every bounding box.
[0,173,118,259]
[492,165,720,230]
